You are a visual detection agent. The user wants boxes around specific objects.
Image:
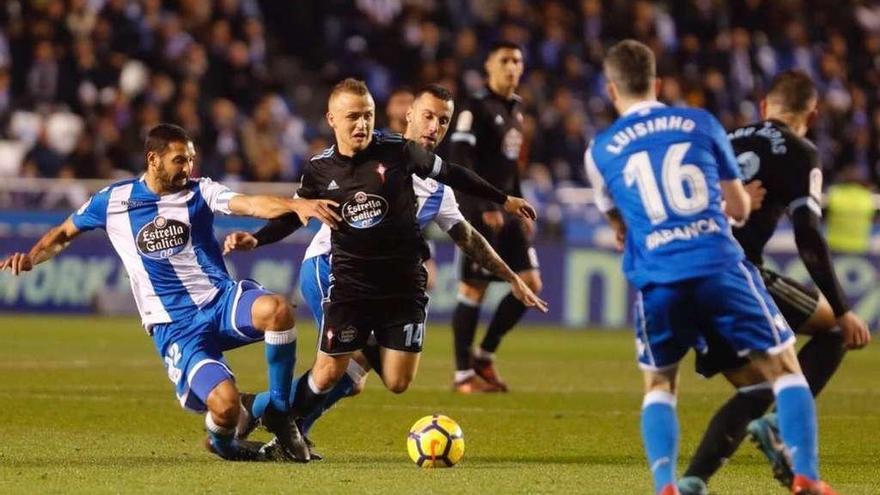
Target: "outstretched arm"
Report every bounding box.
[1,217,82,275]
[446,220,548,312]
[432,161,537,220]
[405,141,536,220]
[228,194,340,225]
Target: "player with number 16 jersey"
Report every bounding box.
[585,102,744,289]
[586,40,830,495]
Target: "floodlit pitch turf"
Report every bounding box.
[0,315,877,494]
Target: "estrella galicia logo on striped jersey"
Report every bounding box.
[342,191,388,229]
[136,215,190,260]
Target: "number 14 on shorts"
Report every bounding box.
[403,323,425,348]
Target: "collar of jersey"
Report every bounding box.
[622,100,665,116]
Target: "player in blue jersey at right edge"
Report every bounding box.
[584,40,835,495]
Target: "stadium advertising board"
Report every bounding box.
[3,212,880,329]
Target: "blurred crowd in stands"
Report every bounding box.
[2,0,880,213]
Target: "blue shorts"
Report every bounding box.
[634,261,795,371]
[150,279,271,412]
[299,254,332,326]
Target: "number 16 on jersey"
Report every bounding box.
[623,142,709,224]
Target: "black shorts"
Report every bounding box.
[695,266,820,378]
[458,216,539,282]
[319,296,429,355]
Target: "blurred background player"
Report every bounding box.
[384,87,415,134]
[382,86,440,290]
[0,123,340,462]
[224,84,547,451]
[586,40,834,495]
[449,41,542,393]
[678,71,870,494]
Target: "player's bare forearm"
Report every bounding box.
[720,179,750,223]
[229,194,300,219]
[605,208,627,250]
[1,218,80,274]
[230,195,340,228]
[31,217,81,264]
[447,221,516,282]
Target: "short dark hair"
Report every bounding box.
[329,78,370,102]
[414,83,453,102]
[766,70,817,114]
[145,123,191,156]
[604,39,656,97]
[488,40,523,57]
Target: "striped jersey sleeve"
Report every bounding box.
[197,178,239,215]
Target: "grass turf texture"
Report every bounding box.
[0,315,877,494]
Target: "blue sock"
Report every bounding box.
[300,374,356,435]
[774,374,819,481]
[252,391,270,419]
[264,328,297,413]
[252,373,302,420]
[205,413,238,458]
[641,391,678,493]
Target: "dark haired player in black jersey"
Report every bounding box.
[235,79,536,459]
[678,70,871,495]
[448,41,542,393]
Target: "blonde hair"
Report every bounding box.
[329,78,370,104]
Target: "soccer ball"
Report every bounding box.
[406,414,465,468]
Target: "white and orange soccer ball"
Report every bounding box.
[406,414,465,468]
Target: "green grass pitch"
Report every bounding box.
[0,315,877,494]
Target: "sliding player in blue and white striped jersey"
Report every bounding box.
[0,124,340,462]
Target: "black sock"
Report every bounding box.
[683,388,775,481]
[452,301,480,370]
[290,370,329,419]
[479,293,527,353]
[798,331,846,397]
[361,341,383,379]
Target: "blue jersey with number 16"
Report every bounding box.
[585,101,745,288]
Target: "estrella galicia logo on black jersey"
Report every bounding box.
[342,191,388,229]
[136,215,190,260]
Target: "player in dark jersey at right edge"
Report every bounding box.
[448,41,542,393]
[259,79,536,453]
[677,71,871,495]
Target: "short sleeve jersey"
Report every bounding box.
[71,177,239,325]
[297,131,448,300]
[585,102,744,288]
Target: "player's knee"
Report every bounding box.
[385,378,411,394]
[800,297,835,335]
[312,358,348,391]
[458,282,487,303]
[252,294,294,331]
[525,275,543,294]
[206,384,240,427]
